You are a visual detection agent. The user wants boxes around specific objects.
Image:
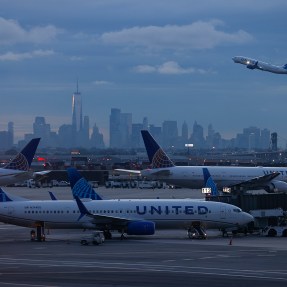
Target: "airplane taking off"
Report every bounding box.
[0,172,253,239]
[0,138,49,186]
[115,130,287,193]
[232,56,287,74]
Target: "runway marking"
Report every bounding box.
[0,282,58,287]
[0,257,287,281]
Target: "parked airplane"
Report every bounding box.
[0,174,253,239]
[0,138,49,186]
[232,56,287,74]
[115,130,286,193]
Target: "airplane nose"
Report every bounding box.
[232,57,236,62]
[244,212,254,225]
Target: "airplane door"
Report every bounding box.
[220,206,226,219]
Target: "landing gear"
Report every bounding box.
[30,224,45,242]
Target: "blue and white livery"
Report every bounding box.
[116,130,287,193]
[0,169,253,239]
[233,56,287,74]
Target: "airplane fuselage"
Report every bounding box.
[0,199,252,231]
[232,56,287,74]
[0,168,32,186]
[142,166,287,189]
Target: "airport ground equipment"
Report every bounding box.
[80,231,105,245]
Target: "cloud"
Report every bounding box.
[134,61,209,75]
[0,17,63,45]
[0,50,55,61]
[101,20,253,50]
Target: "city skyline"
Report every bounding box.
[0,108,277,150]
[1,1,287,144]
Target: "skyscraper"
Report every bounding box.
[72,81,82,133]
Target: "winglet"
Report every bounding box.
[4,138,41,171]
[0,187,13,202]
[203,168,219,196]
[67,167,102,200]
[141,130,175,168]
[74,196,91,221]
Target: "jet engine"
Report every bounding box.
[247,61,258,69]
[264,180,287,193]
[126,221,155,235]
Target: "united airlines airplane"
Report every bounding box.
[232,56,287,74]
[0,172,253,239]
[0,138,48,186]
[116,131,287,193]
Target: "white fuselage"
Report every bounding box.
[142,166,287,189]
[0,199,253,231]
[233,56,287,74]
[0,168,32,186]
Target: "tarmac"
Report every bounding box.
[0,186,286,287]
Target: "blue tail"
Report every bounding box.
[283,64,287,70]
[4,138,41,171]
[67,167,102,200]
[141,130,175,169]
[48,191,57,200]
[203,168,219,196]
[0,187,13,202]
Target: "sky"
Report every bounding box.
[1,0,287,146]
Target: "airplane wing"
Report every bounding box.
[75,196,133,225]
[145,169,172,176]
[114,169,141,175]
[229,172,281,191]
[115,168,172,177]
[34,170,51,176]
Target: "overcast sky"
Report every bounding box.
[1,0,287,145]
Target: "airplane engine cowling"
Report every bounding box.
[126,221,155,235]
[247,64,256,69]
[264,180,287,193]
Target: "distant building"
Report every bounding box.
[72,82,82,134]
[271,132,278,151]
[190,121,205,148]
[109,108,132,148]
[90,123,105,148]
[162,120,178,148]
[33,116,51,147]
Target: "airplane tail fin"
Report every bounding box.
[141,130,175,169]
[4,138,41,171]
[203,168,219,196]
[0,187,13,202]
[283,64,287,70]
[67,167,102,200]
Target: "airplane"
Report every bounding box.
[0,173,254,240]
[232,56,287,74]
[115,130,287,193]
[0,138,49,186]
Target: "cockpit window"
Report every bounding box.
[233,208,242,213]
